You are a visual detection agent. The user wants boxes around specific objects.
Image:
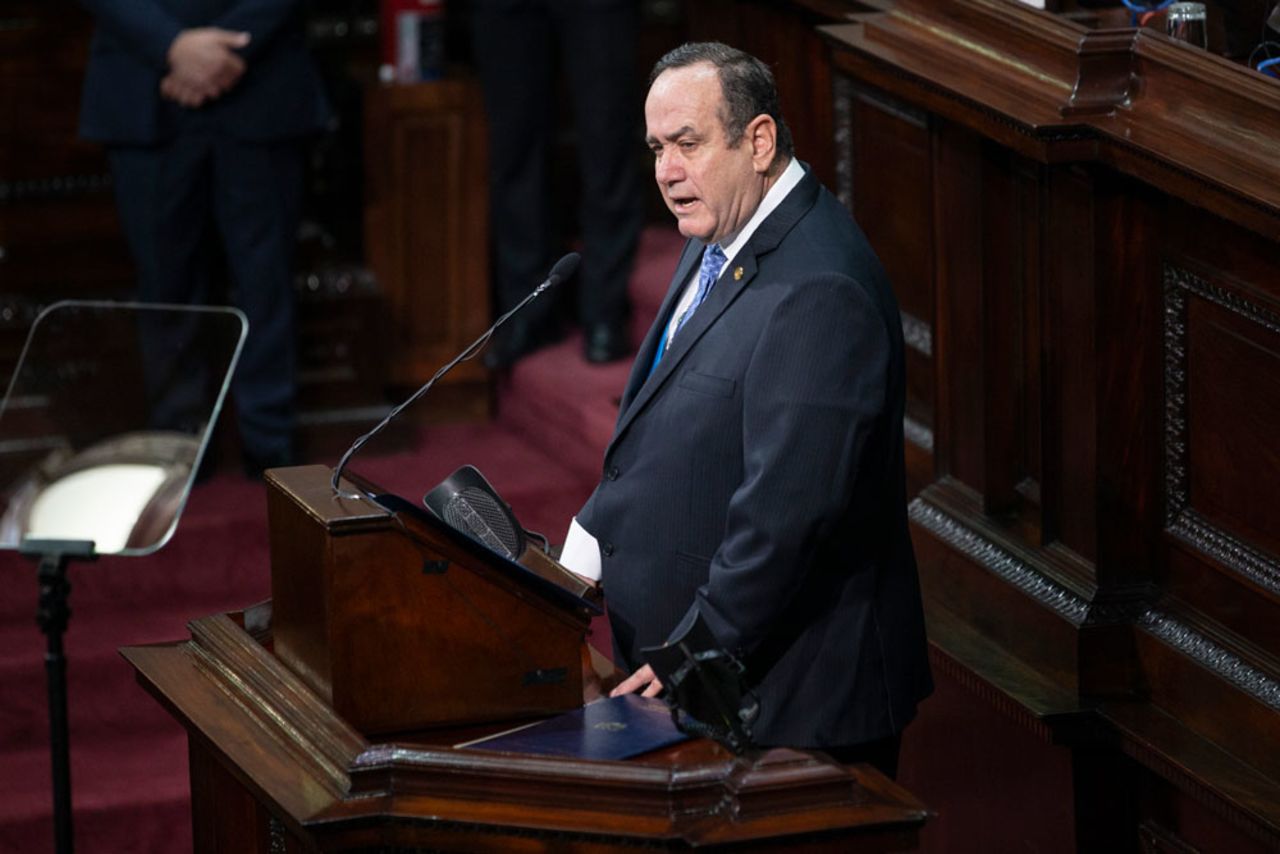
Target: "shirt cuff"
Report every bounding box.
[560,516,602,581]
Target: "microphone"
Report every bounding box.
[330,252,580,498]
[423,464,526,559]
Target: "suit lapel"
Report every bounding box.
[619,239,701,413]
[608,167,821,456]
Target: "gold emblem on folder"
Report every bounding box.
[733,266,744,281]
[593,721,627,732]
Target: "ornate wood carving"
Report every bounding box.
[909,498,1090,624]
[267,817,287,854]
[0,173,113,203]
[901,310,933,357]
[1140,609,1280,712]
[824,0,1280,236]
[1062,29,1139,117]
[1138,820,1201,854]
[903,416,934,453]
[1162,263,1280,597]
[833,73,855,210]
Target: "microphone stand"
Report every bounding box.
[331,253,579,499]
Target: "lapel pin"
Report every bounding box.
[733,266,744,281]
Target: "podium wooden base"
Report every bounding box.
[123,604,928,852]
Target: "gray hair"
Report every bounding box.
[649,42,795,159]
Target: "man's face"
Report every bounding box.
[645,63,767,246]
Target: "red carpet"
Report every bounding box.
[0,225,683,853]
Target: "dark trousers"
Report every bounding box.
[472,0,644,326]
[108,132,303,462]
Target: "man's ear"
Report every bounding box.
[747,115,778,173]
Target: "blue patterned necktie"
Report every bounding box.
[650,243,726,376]
[674,243,726,337]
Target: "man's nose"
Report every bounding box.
[655,154,682,185]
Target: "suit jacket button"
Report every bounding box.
[602,542,615,557]
[607,466,620,481]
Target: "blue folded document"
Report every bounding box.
[457,694,690,761]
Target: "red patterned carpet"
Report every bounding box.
[0,226,683,853]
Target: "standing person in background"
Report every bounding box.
[472,0,644,367]
[78,0,331,477]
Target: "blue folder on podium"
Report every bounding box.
[457,695,689,761]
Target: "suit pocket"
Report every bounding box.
[677,370,736,399]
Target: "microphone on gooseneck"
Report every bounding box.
[330,251,580,498]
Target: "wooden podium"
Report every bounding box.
[266,465,597,735]
[123,466,928,852]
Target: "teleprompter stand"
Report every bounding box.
[21,538,97,854]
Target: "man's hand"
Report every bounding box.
[162,28,250,107]
[160,75,214,108]
[609,664,664,698]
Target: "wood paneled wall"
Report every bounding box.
[362,79,490,418]
[676,0,1280,848]
[815,0,1280,850]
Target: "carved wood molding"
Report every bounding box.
[903,416,935,453]
[1062,29,1139,117]
[828,52,1088,152]
[831,75,935,214]
[824,0,1280,236]
[335,822,677,852]
[187,613,363,797]
[339,741,923,846]
[926,646,1056,743]
[911,497,1161,628]
[900,310,933,357]
[1138,820,1202,854]
[1162,263,1280,598]
[267,816,288,854]
[909,498,1090,623]
[833,73,855,210]
[0,173,113,203]
[1119,733,1280,852]
[825,0,1089,150]
[1140,609,1280,712]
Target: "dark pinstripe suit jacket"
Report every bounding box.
[577,166,933,748]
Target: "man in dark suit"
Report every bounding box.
[571,43,932,776]
[78,0,330,475]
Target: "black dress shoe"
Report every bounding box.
[584,320,630,364]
